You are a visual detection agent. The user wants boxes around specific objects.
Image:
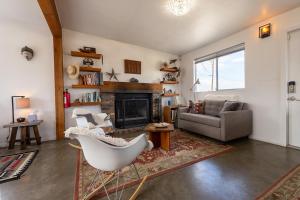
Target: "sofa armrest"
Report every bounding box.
[220,110,252,142]
[178,107,188,118]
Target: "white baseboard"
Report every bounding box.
[249,136,286,147]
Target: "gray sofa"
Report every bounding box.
[178,100,252,142]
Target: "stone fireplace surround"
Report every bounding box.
[100,81,162,129]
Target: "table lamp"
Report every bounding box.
[11,96,30,123]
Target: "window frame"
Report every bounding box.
[193,43,245,92]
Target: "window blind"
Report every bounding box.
[194,43,245,64]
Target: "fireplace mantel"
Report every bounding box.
[100,81,162,93]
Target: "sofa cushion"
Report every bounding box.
[179,113,221,128]
[236,102,245,110]
[204,100,226,116]
[221,101,240,111]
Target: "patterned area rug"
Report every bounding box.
[74,130,232,200]
[256,165,300,200]
[0,150,38,184]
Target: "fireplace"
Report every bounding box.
[115,93,152,128]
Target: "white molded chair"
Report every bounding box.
[73,133,147,171]
[70,133,149,200]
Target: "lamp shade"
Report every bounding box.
[16,97,30,109]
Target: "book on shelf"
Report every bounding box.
[81,92,101,103]
[79,72,101,86]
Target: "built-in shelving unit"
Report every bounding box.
[160,67,179,97]
[66,51,103,108]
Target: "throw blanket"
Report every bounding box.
[65,127,106,139]
[65,127,153,150]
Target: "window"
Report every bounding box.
[194,44,245,92]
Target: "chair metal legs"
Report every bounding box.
[100,171,112,200]
[83,164,146,200]
[132,163,141,179]
[84,169,101,199]
[83,171,115,200]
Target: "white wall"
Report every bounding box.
[181,7,300,146]
[63,29,178,128]
[0,19,55,147]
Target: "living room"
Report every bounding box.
[0,0,300,200]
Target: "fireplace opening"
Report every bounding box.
[115,93,152,128]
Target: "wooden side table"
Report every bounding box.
[3,120,43,150]
[163,106,178,124]
[145,123,174,151]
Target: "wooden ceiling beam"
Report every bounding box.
[37,0,65,140]
[37,0,62,37]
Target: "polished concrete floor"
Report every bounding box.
[0,132,300,200]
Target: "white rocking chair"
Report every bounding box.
[70,133,149,200]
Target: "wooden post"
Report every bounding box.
[38,0,65,140]
[53,36,65,140]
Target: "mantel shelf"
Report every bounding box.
[99,81,162,93]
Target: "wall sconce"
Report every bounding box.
[259,23,271,39]
[21,46,34,61]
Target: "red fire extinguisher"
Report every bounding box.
[64,89,71,108]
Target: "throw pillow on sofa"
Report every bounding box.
[218,101,240,116]
[194,101,204,114]
[187,100,204,114]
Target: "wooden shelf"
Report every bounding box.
[72,84,101,89]
[160,81,179,84]
[161,93,180,97]
[71,51,102,59]
[70,102,101,107]
[80,66,101,72]
[160,68,179,72]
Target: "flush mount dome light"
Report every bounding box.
[168,0,192,16]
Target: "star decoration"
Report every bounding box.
[105,68,120,81]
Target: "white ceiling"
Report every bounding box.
[0,0,48,30]
[1,0,300,55]
[55,0,300,55]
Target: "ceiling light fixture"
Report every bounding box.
[167,0,192,16]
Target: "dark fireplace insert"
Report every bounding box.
[115,93,152,129]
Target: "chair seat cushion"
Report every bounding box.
[97,136,129,147]
[179,113,221,128]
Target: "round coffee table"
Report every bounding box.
[145,123,174,151]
